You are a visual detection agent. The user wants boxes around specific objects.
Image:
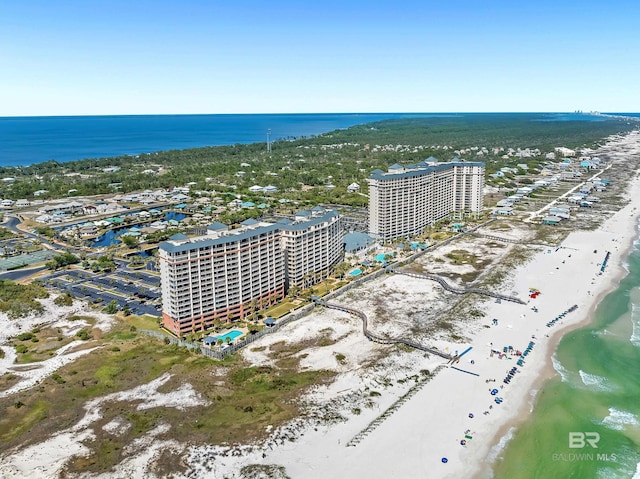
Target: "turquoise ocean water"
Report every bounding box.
[492,227,640,478]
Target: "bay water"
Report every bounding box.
[0,113,427,167]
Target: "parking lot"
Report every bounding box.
[45,266,162,317]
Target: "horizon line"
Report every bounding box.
[0,111,624,119]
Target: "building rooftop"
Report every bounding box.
[369,159,485,181]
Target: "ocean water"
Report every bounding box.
[0,113,432,168]
[492,231,640,478]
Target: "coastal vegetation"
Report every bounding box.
[0,319,334,476]
[0,114,635,203]
[0,280,49,319]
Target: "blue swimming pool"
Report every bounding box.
[374,253,394,262]
[349,269,362,276]
[216,330,243,343]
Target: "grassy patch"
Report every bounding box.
[10,327,76,364]
[0,399,49,442]
[123,314,164,332]
[264,299,300,319]
[445,249,478,264]
[0,321,334,476]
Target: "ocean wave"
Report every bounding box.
[631,302,640,347]
[528,388,539,412]
[552,355,570,383]
[599,407,640,431]
[485,426,516,463]
[579,370,615,392]
[633,461,640,479]
[598,466,632,479]
[592,329,611,337]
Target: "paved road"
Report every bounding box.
[0,265,48,281]
[3,215,62,251]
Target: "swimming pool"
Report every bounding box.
[374,253,394,262]
[215,330,243,343]
[349,269,362,276]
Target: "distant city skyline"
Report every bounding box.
[1,0,639,116]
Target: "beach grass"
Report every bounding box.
[0,319,334,476]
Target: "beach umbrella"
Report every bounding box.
[468,413,474,418]
[491,389,498,395]
[442,458,448,463]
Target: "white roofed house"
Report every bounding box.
[347,182,360,192]
[1,199,15,208]
[170,193,189,202]
[15,199,30,207]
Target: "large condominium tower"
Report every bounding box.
[158,208,344,336]
[279,207,344,288]
[368,158,484,240]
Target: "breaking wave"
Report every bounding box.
[599,407,640,431]
[485,426,516,463]
[631,302,640,347]
[552,355,570,383]
[579,370,615,392]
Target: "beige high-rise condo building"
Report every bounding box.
[159,208,344,336]
[368,158,484,240]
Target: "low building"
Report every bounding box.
[542,215,562,225]
[344,231,376,255]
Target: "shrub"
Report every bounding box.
[76,329,91,341]
[17,332,34,341]
[54,294,74,307]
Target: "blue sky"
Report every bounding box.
[1,0,639,115]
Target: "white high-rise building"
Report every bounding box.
[158,209,344,336]
[279,207,344,288]
[368,158,484,240]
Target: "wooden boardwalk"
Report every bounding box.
[317,299,452,360]
[389,269,526,305]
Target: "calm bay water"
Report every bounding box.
[0,113,433,167]
[492,229,640,478]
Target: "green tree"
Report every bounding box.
[121,235,138,248]
[103,300,119,314]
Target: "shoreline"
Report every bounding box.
[474,197,640,478]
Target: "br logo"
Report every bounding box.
[569,432,600,448]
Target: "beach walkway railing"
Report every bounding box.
[465,232,557,248]
[317,299,452,360]
[389,268,526,305]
